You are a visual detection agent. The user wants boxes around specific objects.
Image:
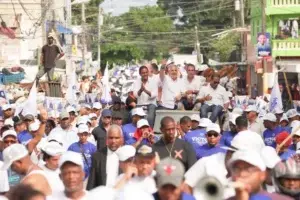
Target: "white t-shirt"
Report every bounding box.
[48,126,78,149]
[183,75,202,92]
[116,173,157,194]
[161,76,186,109]
[0,161,9,193]
[39,164,64,193]
[197,84,229,107]
[49,190,90,200]
[133,77,158,106]
[184,152,235,199]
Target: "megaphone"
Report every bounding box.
[193,176,224,200]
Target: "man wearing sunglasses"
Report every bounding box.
[196,74,229,123]
[195,123,225,159]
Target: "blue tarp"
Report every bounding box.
[46,21,72,34]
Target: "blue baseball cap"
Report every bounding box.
[102,109,112,117]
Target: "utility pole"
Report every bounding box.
[65,0,73,75]
[240,0,246,62]
[195,26,201,63]
[240,0,245,27]
[81,3,87,75]
[98,5,103,69]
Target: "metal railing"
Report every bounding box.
[271,0,300,6]
[273,39,300,50]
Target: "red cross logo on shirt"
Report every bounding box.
[164,165,176,175]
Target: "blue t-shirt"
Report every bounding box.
[196,144,226,160]
[68,142,97,179]
[183,128,207,150]
[122,123,137,143]
[279,149,295,161]
[249,193,272,200]
[289,144,296,151]
[17,130,32,145]
[219,131,236,147]
[281,126,292,133]
[263,126,285,148]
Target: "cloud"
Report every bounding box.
[101,0,157,16]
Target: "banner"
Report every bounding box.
[43,97,67,113]
[269,73,283,112]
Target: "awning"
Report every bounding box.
[276,60,300,73]
[46,21,72,34]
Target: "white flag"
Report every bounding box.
[101,62,112,104]
[66,69,77,106]
[22,81,37,116]
[269,73,283,112]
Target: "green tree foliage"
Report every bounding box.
[100,6,175,65]
[209,33,240,62]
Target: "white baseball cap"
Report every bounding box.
[225,131,265,152]
[116,145,136,162]
[262,113,277,122]
[4,118,14,127]
[2,144,28,170]
[77,115,91,126]
[78,124,89,133]
[286,109,299,118]
[137,119,150,129]
[2,130,17,139]
[245,105,258,113]
[206,123,221,134]
[2,104,11,111]
[191,114,200,123]
[29,120,40,132]
[82,104,91,109]
[66,105,76,113]
[280,114,289,122]
[228,150,266,171]
[199,118,212,127]
[89,113,98,119]
[273,107,284,114]
[59,151,84,169]
[260,146,281,169]
[131,107,146,116]
[92,102,102,110]
[232,107,244,115]
[229,113,241,125]
[47,131,64,145]
[42,142,65,156]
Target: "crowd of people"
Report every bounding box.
[0,62,299,200]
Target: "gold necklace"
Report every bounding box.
[163,138,175,157]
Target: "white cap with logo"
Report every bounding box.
[131,107,146,116]
[245,105,258,113]
[199,118,212,127]
[2,130,17,139]
[206,123,221,134]
[92,102,102,110]
[78,124,89,133]
[116,145,136,162]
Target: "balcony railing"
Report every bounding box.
[271,0,300,6]
[266,0,300,15]
[272,39,300,57]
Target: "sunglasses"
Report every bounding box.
[207,133,219,137]
[4,140,17,144]
[213,81,220,84]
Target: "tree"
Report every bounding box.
[100,6,175,65]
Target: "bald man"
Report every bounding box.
[87,125,124,190]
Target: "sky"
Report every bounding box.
[101,0,157,16]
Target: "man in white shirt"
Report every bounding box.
[48,111,78,149]
[181,64,202,110]
[133,66,158,127]
[245,105,265,136]
[49,151,90,200]
[114,145,157,194]
[40,142,65,193]
[196,74,229,123]
[159,64,186,110]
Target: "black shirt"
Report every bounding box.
[152,138,197,171]
[92,124,107,150]
[42,44,62,69]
